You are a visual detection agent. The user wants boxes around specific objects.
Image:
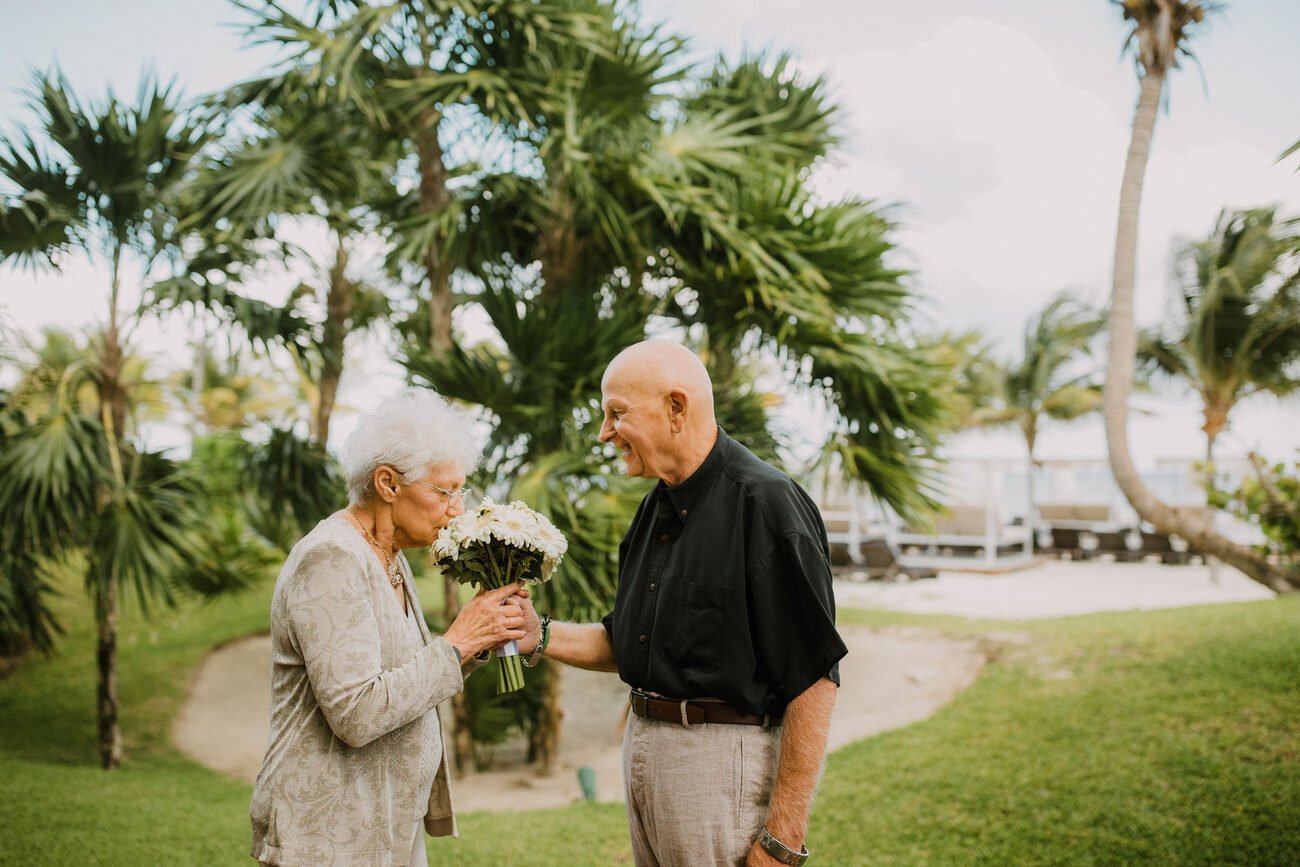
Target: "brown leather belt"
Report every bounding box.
[629,690,782,728]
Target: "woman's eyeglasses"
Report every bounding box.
[410,480,472,503]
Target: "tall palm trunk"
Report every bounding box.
[1201,398,1229,496]
[411,23,470,759]
[1023,423,1037,557]
[315,232,354,448]
[416,109,453,354]
[1103,70,1297,594]
[526,664,562,775]
[443,582,475,776]
[528,204,586,776]
[96,246,129,769]
[95,580,122,768]
[538,185,583,305]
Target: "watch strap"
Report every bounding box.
[758,827,809,866]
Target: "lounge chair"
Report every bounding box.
[823,516,861,567]
[1037,526,1082,559]
[1037,504,1112,528]
[857,538,939,582]
[895,505,1027,561]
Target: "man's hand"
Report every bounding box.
[515,589,542,654]
[757,676,836,864]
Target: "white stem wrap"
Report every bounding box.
[495,639,519,658]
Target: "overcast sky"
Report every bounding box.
[1,0,1297,470]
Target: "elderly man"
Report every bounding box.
[520,340,846,867]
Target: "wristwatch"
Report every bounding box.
[758,827,809,865]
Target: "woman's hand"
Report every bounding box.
[443,583,528,659]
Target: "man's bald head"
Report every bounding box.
[599,340,718,484]
[602,340,716,421]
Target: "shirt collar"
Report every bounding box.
[661,426,730,525]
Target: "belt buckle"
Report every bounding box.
[629,689,649,720]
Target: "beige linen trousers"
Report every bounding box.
[622,711,782,867]
[250,515,473,866]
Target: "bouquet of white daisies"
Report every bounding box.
[432,497,567,693]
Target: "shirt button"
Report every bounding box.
[659,533,669,542]
[680,509,688,517]
[648,583,656,592]
[639,633,647,642]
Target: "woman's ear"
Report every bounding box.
[373,466,401,503]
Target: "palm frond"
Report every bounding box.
[244,426,346,545]
[0,550,64,654]
[1159,206,1300,406]
[0,405,108,550]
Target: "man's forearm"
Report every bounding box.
[544,622,619,672]
[764,677,837,848]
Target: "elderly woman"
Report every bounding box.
[250,389,527,867]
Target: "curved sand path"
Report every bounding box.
[173,625,987,811]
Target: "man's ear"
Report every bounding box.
[667,389,688,433]
[373,465,401,503]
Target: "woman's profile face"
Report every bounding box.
[390,462,467,548]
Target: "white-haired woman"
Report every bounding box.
[250,389,527,867]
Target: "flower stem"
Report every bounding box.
[496,654,525,694]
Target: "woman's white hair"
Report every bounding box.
[341,388,483,505]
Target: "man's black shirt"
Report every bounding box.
[601,428,847,716]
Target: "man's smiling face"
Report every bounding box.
[598,367,671,481]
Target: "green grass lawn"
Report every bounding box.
[2,573,1297,866]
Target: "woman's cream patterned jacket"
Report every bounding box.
[250,515,478,866]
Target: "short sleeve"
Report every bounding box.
[749,531,847,707]
[601,609,616,645]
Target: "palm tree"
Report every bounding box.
[0,71,250,767]
[235,0,605,354]
[403,11,953,771]
[226,4,614,769]
[968,295,1106,551]
[1139,207,1300,490]
[172,71,400,447]
[1102,1,1296,592]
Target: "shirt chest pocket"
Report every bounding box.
[661,579,730,674]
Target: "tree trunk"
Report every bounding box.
[415,109,454,354]
[190,322,208,438]
[537,184,584,304]
[1204,425,1221,583]
[96,580,122,769]
[1024,428,1037,558]
[1201,399,1229,497]
[97,245,130,768]
[705,330,737,392]
[444,574,475,776]
[316,232,354,448]
[528,664,562,775]
[1103,70,1297,594]
[102,246,129,452]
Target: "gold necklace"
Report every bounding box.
[348,508,404,588]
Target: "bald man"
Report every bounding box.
[518,340,846,867]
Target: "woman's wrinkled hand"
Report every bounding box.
[443,583,528,659]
